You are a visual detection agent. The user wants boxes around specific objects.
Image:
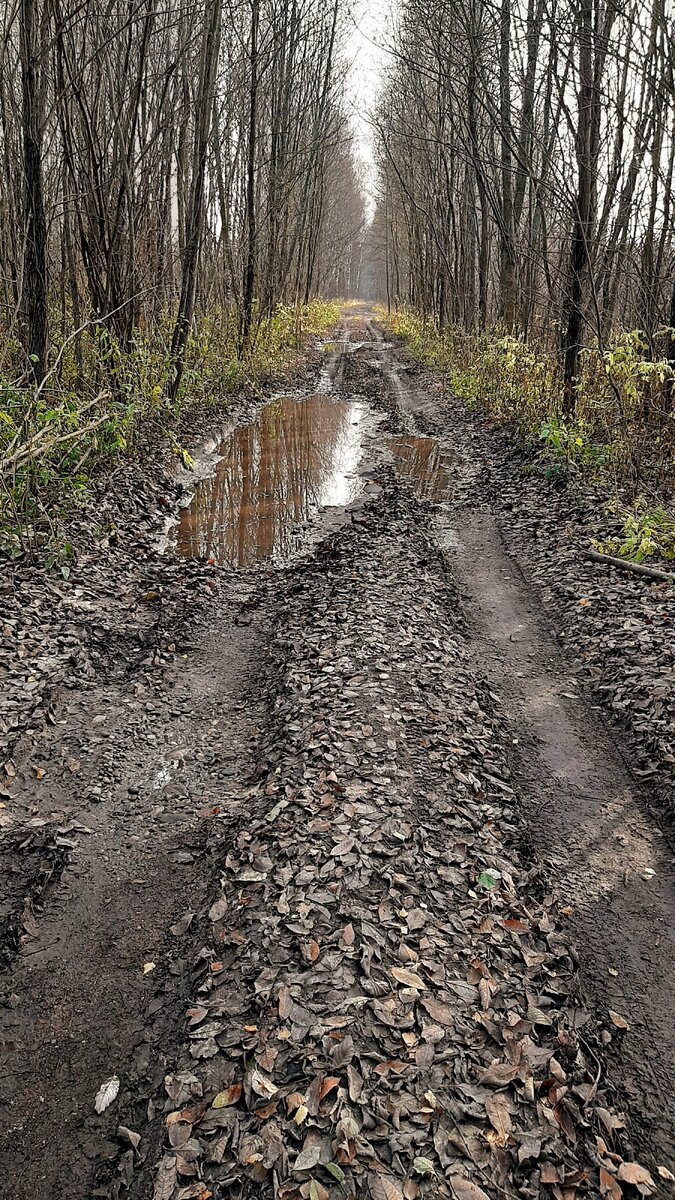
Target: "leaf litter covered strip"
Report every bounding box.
[144,477,655,1200]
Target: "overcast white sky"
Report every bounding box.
[344,0,396,217]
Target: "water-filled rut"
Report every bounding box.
[174,392,454,566]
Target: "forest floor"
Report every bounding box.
[0,305,673,1200]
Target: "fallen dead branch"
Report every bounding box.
[581,547,675,584]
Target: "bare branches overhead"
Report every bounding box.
[372,0,675,398]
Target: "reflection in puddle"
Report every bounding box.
[389,435,452,501]
[177,394,364,567]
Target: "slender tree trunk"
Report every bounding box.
[169,0,221,403]
[240,0,260,352]
[499,0,517,330]
[19,0,48,382]
[561,0,596,416]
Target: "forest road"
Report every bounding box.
[0,304,673,1199]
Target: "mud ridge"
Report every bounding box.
[127,475,651,1200]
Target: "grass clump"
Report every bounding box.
[0,300,339,556]
[384,308,675,563]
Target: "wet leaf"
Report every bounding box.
[608,1009,630,1030]
[153,1155,178,1200]
[95,1074,120,1114]
[208,897,228,922]
[212,1083,242,1108]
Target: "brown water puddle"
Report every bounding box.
[175,399,452,568]
[176,394,365,567]
[389,435,453,501]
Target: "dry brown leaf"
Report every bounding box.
[448,1174,491,1200]
[153,1155,178,1200]
[420,996,455,1025]
[278,986,292,1019]
[254,1100,278,1120]
[212,1083,241,1108]
[485,1093,512,1142]
[608,1010,630,1031]
[617,1163,655,1190]
[369,1174,405,1200]
[415,1043,434,1069]
[250,1069,278,1098]
[208,897,227,922]
[479,1060,519,1087]
[346,1063,363,1100]
[391,966,425,990]
[406,907,427,930]
[540,1164,560,1185]
[319,1076,340,1100]
[374,1059,408,1076]
[553,1100,577,1143]
[599,1168,622,1200]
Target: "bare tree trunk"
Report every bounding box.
[561,0,597,416]
[19,0,48,381]
[499,0,517,330]
[169,0,221,403]
[240,0,260,352]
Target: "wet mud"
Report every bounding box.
[0,307,673,1199]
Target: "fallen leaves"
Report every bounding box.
[608,1009,630,1031]
[367,1177,403,1200]
[485,1093,512,1144]
[616,1162,656,1192]
[131,483,648,1200]
[94,1074,120,1114]
[390,966,425,990]
[212,1083,242,1108]
[448,1174,491,1200]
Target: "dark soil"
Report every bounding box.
[0,309,672,1200]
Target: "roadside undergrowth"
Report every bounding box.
[0,300,340,559]
[383,309,675,563]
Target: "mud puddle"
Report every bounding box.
[389,434,454,501]
[175,393,366,567]
[174,398,454,569]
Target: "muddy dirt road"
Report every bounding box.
[1,306,673,1199]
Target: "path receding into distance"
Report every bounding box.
[0,306,672,1199]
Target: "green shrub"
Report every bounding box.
[383,307,675,561]
[0,299,340,555]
